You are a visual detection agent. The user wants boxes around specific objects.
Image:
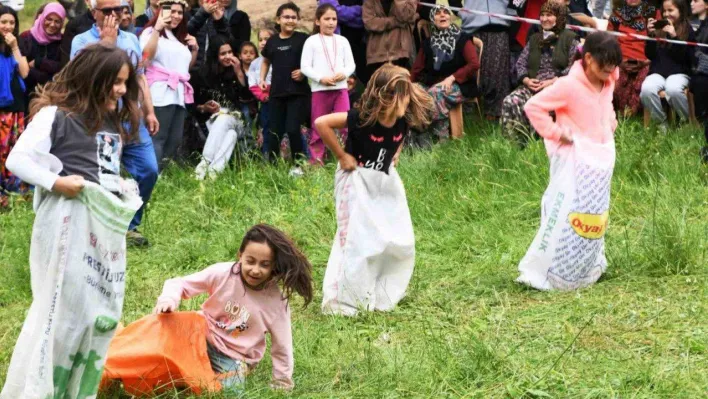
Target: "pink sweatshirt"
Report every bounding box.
[157,262,294,388]
[524,60,619,154]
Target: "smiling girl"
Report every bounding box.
[640,0,695,128]
[0,6,29,209]
[2,43,142,398]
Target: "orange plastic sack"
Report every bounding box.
[100,311,221,396]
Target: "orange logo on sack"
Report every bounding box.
[568,211,609,239]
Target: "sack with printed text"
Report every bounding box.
[516,137,615,291]
[1,182,142,399]
[322,167,415,315]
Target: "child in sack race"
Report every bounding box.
[101,224,314,394]
[1,43,144,399]
[517,32,623,291]
[315,64,434,316]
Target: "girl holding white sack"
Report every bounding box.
[314,64,433,316]
[1,44,143,399]
[517,32,622,291]
[193,35,249,180]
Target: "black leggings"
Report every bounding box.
[269,95,307,162]
[690,74,708,143]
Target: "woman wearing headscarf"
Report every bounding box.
[501,0,578,145]
[450,0,511,120]
[19,2,65,106]
[411,4,480,141]
[119,0,136,33]
[607,0,660,116]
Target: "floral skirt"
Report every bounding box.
[614,65,649,117]
[425,82,464,140]
[501,86,535,144]
[0,112,28,207]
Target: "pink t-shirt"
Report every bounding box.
[157,262,294,388]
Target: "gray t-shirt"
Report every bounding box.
[50,110,123,193]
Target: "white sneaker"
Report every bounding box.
[289,167,304,177]
[194,160,207,180]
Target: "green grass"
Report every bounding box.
[1,117,707,398]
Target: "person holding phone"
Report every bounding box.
[140,0,198,170]
[608,0,660,116]
[640,0,695,128]
[187,0,230,70]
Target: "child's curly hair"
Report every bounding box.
[357,64,434,129]
[239,224,313,306]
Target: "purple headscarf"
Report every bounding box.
[29,2,66,45]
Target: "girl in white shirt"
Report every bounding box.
[140,0,198,170]
[301,4,355,165]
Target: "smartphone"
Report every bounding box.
[161,4,171,19]
[653,19,670,29]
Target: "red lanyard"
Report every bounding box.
[319,34,337,74]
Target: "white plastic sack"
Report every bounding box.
[516,137,615,291]
[322,167,415,316]
[1,182,142,399]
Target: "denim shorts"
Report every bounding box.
[207,341,247,394]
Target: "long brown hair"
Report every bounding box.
[357,64,434,129]
[144,2,188,44]
[30,43,141,142]
[238,224,313,306]
[656,0,691,41]
[312,3,336,35]
[0,6,19,57]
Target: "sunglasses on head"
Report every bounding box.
[98,6,124,15]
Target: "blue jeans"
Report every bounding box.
[240,103,253,131]
[207,342,246,394]
[122,122,158,231]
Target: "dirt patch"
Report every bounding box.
[240,0,316,30]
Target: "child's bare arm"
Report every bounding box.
[314,113,358,170]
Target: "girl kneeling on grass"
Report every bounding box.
[102,224,313,394]
[2,44,143,398]
[516,32,622,291]
[315,64,433,316]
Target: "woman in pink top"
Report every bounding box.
[140,0,198,170]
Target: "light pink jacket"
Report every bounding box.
[524,60,619,154]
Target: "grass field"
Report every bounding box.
[0,116,707,398]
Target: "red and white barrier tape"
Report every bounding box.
[418,2,708,48]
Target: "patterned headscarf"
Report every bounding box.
[609,0,656,31]
[429,4,461,71]
[539,0,567,34]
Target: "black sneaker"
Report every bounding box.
[701,146,708,164]
[127,230,150,247]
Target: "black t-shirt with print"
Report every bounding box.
[345,109,408,174]
[261,31,311,98]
